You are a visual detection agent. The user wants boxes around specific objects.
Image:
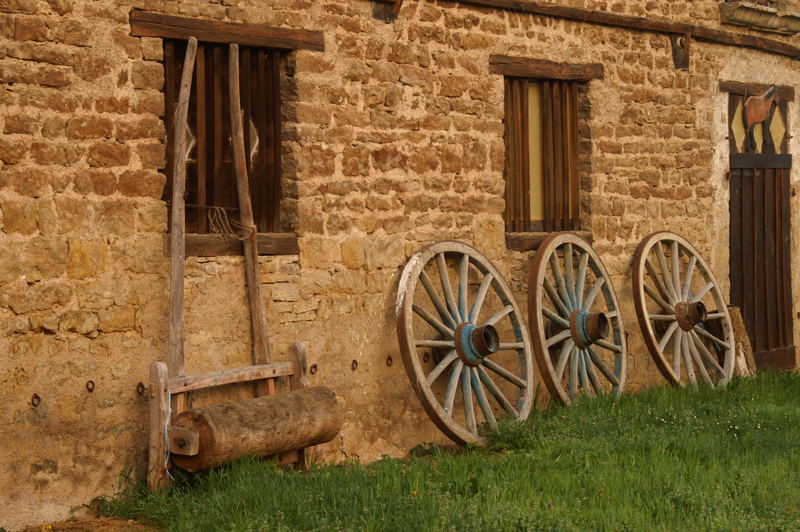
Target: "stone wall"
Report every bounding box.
[1,0,798,529]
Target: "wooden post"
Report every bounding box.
[729,306,757,377]
[288,342,309,469]
[148,362,169,490]
[168,36,198,384]
[228,43,274,395]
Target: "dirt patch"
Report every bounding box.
[20,516,156,532]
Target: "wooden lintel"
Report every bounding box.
[168,426,200,456]
[163,232,300,257]
[489,55,603,80]
[720,80,795,101]
[129,9,325,52]
[506,231,593,252]
[374,0,800,60]
[168,361,297,394]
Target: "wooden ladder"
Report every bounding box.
[148,37,305,490]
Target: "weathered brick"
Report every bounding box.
[3,113,38,134]
[130,60,164,90]
[66,116,113,139]
[1,198,37,234]
[30,142,81,165]
[116,169,164,199]
[115,117,164,140]
[0,137,29,163]
[67,237,109,279]
[86,141,130,167]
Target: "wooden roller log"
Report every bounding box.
[171,386,342,471]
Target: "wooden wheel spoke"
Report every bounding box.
[691,281,714,303]
[543,307,570,328]
[568,342,579,397]
[546,329,573,348]
[693,324,730,349]
[577,347,589,391]
[549,253,573,311]
[649,314,677,321]
[644,282,674,314]
[586,346,619,386]
[685,333,712,385]
[484,305,513,326]
[582,277,605,311]
[471,368,498,431]
[416,339,455,348]
[682,256,697,300]
[657,321,680,352]
[583,349,604,394]
[458,254,469,321]
[498,342,525,350]
[461,367,477,433]
[575,252,589,309]
[689,330,726,378]
[555,340,575,382]
[483,358,527,388]
[426,350,458,385]
[595,338,622,353]
[437,253,462,323]
[672,329,683,377]
[419,271,458,329]
[544,278,570,318]
[564,243,576,308]
[705,312,725,320]
[645,258,676,306]
[477,367,519,417]
[443,360,464,416]
[469,273,494,324]
[413,304,455,338]
[671,240,681,303]
[680,331,696,385]
[655,242,678,301]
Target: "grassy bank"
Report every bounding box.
[99,371,800,531]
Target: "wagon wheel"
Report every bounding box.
[632,232,735,387]
[528,233,627,405]
[396,241,535,445]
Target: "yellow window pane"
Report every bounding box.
[731,100,745,154]
[753,122,764,153]
[770,107,786,153]
[528,82,544,222]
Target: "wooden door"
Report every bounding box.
[727,90,796,369]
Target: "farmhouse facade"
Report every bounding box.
[1,0,799,528]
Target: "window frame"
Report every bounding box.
[490,55,602,251]
[129,10,324,256]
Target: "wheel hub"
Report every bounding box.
[570,309,609,349]
[454,323,500,367]
[674,301,707,331]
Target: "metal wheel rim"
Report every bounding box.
[396,241,535,445]
[632,231,735,387]
[528,232,627,405]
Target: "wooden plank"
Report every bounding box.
[196,44,207,233]
[520,79,531,231]
[755,345,797,370]
[560,81,571,230]
[130,9,325,52]
[552,81,564,230]
[569,83,581,230]
[164,231,299,257]
[503,78,513,232]
[506,230,593,251]
[168,426,200,457]
[168,37,198,380]
[720,80,795,102]
[254,49,267,232]
[512,79,524,232]
[168,361,296,393]
[147,362,169,490]
[764,168,776,351]
[271,50,282,233]
[742,168,755,350]
[754,168,765,353]
[489,55,604,81]
[730,153,792,169]
[229,44,274,396]
[779,168,793,351]
[374,0,800,59]
[212,45,225,212]
[729,168,743,326]
[542,81,554,232]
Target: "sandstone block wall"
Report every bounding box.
[0,1,798,529]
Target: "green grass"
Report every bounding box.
[98,371,800,531]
